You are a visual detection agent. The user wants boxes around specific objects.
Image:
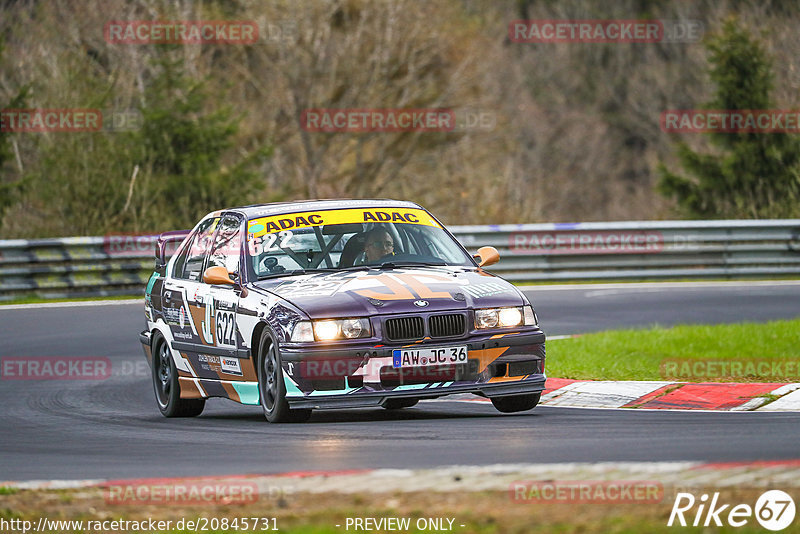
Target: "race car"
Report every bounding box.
[139,199,546,422]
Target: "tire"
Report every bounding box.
[490,392,541,414]
[152,333,205,417]
[257,330,311,423]
[383,398,419,410]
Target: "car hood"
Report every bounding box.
[250,267,526,318]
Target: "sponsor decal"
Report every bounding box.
[198,354,241,376]
[249,230,294,255]
[273,274,358,298]
[353,273,452,301]
[163,306,185,327]
[461,282,512,298]
[179,306,186,329]
[220,356,243,376]
[173,332,193,340]
[247,207,440,238]
[201,296,215,344]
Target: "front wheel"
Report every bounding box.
[490,392,541,414]
[257,330,311,423]
[152,334,205,417]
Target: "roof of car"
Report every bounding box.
[229,199,425,219]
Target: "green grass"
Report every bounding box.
[546,319,800,382]
[0,487,18,496]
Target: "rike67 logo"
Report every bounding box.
[668,490,795,531]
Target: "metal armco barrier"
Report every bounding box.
[1,220,799,300]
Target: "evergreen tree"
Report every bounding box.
[659,17,800,218]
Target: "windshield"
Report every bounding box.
[245,207,474,278]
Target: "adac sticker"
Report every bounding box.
[247,208,440,238]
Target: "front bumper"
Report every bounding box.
[287,377,546,409]
[280,329,546,407]
[280,329,545,362]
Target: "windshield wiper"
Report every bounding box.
[379,261,447,269]
[257,269,307,280]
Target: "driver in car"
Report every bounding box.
[364,228,395,262]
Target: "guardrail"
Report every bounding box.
[1,220,799,300]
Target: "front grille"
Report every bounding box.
[384,316,424,341]
[429,313,466,338]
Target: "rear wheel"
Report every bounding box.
[383,398,419,410]
[152,334,205,417]
[490,392,541,414]
[257,330,311,423]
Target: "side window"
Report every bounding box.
[176,217,219,281]
[208,216,243,275]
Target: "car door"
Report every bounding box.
[203,214,247,380]
[162,217,220,348]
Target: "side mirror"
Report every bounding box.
[203,266,236,286]
[473,246,500,268]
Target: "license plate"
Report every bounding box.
[392,346,468,368]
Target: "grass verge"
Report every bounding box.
[546,318,800,382]
[1,486,793,533]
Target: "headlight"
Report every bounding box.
[291,318,372,342]
[475,306,534,329]
[313,320,340,341]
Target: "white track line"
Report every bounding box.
[518,280,800,291]
[0,299,141,311]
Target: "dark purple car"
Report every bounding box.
[139,199,546,422]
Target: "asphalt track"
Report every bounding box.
[1,282,799,481]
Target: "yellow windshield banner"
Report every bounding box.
[247,207,441,238]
